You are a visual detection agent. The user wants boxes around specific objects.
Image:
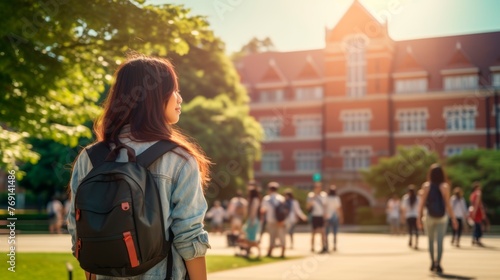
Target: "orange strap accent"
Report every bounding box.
[123,232,139,267]
[76,239,81,259]
[76,209,81,221]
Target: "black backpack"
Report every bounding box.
[74,140,177,278]
[274,198,291,222]
[426,182,445,218]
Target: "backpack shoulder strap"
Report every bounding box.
[137,140,179,167]
[85,142,111,168]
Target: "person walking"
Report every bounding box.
[47,195,63,234]
[325,185,343,252]
[67,55,211,280]
[386,193,401,235]
[206,200,226,234]
[401,185,420,249]
[450,187,468,247]
[307,182,327,254]
[260,182,287,258]
[227,190,248,235]
[417,164,458,274]
[283,189,307,250]
[244,185,261,244]
[469,182,486,247]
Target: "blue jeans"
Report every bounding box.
[424,215,448,264]
[325,215,339,249]
[473,222,483,241]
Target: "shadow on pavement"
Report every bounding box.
[433,272,475,279]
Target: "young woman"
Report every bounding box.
[386,193,401,235]
[67,54,211,280]
[418,164,458,274]
[284,189,307,250]
[450,187,468,247]
[401,185,419,249]
[244,186,261,243]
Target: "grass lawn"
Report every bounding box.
[1,252,293,279]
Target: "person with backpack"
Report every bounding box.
[284,189,307,250]
[67,54,211,280]
[260,181,287,258]
[401,185,420,249]
[417,164,458,274]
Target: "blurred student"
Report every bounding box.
[47,195,63,234]
[244,186,261,243]
[449,187,468,247]
[401,185,419,249]
[206,200,226,234]
[325,185,343,252]
[284,189,307,250]
[469,182,486,247]
[418,164,458,274]
[307,182,327,253]
[260,182,287,258]
[386,193,401,235]
[227,190,248,234]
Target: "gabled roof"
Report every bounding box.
[295,55,322,80]
[238,49,324,86]
[394,46,426,73]
[443,43,477,70]
[393,31,500,90]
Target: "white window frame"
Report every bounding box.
[340,110,371,133]
[444,144,478,157]
[394,78,428,94]
[345,36,367,97]
[295,86,323,101]
[443,106,477,131]
[259,89,284,103]
[396,108,428,132]
[261,152,282,172]
[294,150,322,172]
[260,117,283,140]
[341,147,372,170]
[294,115,322,137]
[443,75,478,91]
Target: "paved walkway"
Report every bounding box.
[1,232,499,279]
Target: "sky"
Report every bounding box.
[149,0,500,53]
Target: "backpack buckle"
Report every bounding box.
[121,202,130,211]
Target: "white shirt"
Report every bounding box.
[261,192,285,223]
[386,198,401,219]
[206,206,226,224]
[307,191,327,217]
[401,195,419,218]
[285,199,306,225]
[325,196,342,219]
[450,195,468,219]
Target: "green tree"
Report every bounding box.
[0,0,211,174]
[4,1,262,199]
[446,149,500,223]
[361,146,439,198]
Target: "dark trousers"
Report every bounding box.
[451,218,463,242]
[406,217,418,238]
[473,222,483,241]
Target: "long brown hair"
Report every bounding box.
[94,54,211,186]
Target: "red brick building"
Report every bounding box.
[236,1,500,223]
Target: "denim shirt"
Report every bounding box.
[67,130,210,280]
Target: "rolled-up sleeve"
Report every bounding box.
[170,157,210,261]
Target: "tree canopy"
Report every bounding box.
[446,149,500,223]
[361,146,439,198]
[2,0,262,199]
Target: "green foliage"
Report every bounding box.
[447,149,500,224]
[361,146,439,198]
[2,0,262,199]
[0,0,213,171]
[179,95,262,201]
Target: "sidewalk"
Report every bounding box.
[2,232,499,279]
[208,232,500,280]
